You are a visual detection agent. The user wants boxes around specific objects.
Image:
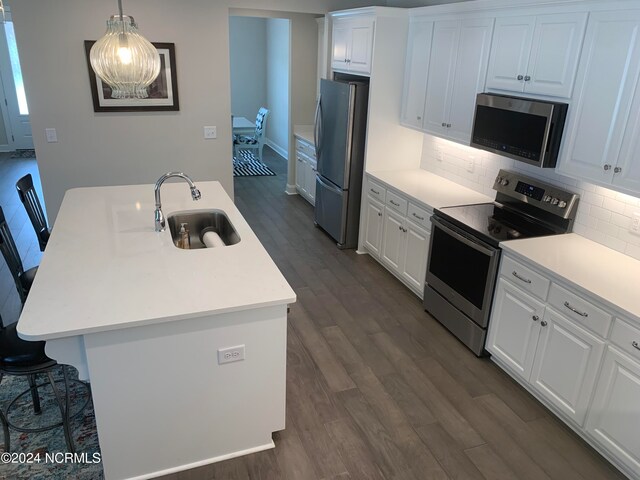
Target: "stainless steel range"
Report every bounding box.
[424,169,580,356]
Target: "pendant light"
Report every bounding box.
[89,0,160,99]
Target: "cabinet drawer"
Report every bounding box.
[500,255,550,301]
[548,283,612,338]
[610,318,640,363]
[407,203,431,229]
[295,139,316,159]
[367,179,386,202]
[386,190,408,215]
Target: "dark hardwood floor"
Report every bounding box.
[0,150,624,479]
[158,148,625,480]
[0,154,43,327]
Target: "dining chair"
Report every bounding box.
[233,107,270,163]
[0,206,38,305]
[16,174,50,252]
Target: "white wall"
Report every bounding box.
[420,134,640,261]
[229,17,267,121]
[11,0,375,222]
[266,18,290,157]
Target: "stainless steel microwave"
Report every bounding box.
[470,93,568,168]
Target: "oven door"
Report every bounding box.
[425,215,500,327]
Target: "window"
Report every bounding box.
[5,21,28,115]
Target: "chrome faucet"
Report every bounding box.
[154,172,201,232]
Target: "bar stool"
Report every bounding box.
[16,174,50,252]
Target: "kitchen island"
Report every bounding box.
[17,181,296,480]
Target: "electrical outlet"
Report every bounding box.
[631,212,640,235]
[203,126,217,139]
[435,148,443,162]
[217,345,245,364]
[466,157,475,173]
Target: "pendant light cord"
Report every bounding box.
[118,0,125,33]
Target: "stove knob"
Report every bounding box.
[500,178,510,186]
[550,197,559,205]
[543,195,552,202]
[558,200,567,208]
[495,176,502,184]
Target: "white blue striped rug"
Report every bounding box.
[233,151,275,177]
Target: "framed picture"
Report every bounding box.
[84,41,179,112]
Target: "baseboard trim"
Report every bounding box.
[285,184,297,195]
[266,138,288,160]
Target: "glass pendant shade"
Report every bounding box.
[89,14,160,99]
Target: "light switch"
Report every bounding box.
[203,126,217,139]
[45,128,58,143]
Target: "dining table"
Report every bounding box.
[232,116,255,137]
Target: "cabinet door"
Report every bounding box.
[486,278,544,381]
[613,72,640,193]
[586,346,640,474]
[486,15,535,92]
[530,308,605,426]
[348,17,375,75]
[363,197,384,258]
[307,159,317,205]
[295,154,307,196]
[381,209,405,272]
[423,20,459,136]
[558,11,640,184]
[525,12,587,97]
[401,19,434,129]
[331,19,350,71]
[446,18,494,143]
[400,220,430,294]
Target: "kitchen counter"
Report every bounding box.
[18,181,295,340]
[293,124,315,145]
[501,233,640,322]
[368,169,492,210]
[17,181,294,480]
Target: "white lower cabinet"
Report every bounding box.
[362,177,432,298]
[488,253,640,479]
[295,138,317,206]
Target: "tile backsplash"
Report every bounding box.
[420,134,640,261]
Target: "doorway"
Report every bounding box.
[0,10,33,152]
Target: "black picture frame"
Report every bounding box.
[84,40,179,112]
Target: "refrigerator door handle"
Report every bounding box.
[314,96,322,159]
[316,174,343,194]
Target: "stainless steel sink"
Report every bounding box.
[167,210,241,249]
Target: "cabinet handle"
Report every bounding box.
[389,200,400,207]
[614,167,622,173]
[512,271,532,284]
[378,212,382,217]
[403,227,407,233]
[446,123,451,128]
[370,188,380,195]
[604,164,611,171]
[564,301,588,317]
[532,315,539,322]
[524,75,531,81]
[541,320,548,327]
[297,158,302,162]
[632,341,640,351]
[412,213,425,221]
[417,116,422,120]
[399,225,402,231]
[517,74,524,80]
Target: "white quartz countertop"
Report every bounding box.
[501,233,640,322]
[18,181,296,341]
[368,169,492,210]
[293,125,315,145]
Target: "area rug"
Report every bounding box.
[10,149,36,159]
[233,150,275,177]
[0,366,103,479]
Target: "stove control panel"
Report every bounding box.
[493,170,580,219]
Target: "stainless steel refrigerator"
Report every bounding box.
[314,78,369,249]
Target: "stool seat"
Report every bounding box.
[0,323,53,371]
[19,266,38,299]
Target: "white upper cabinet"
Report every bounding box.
[331,16,375,75]
[401,16,493,143]
[400,19,434,129]
[558,10,640,192]
[486,12,587,97]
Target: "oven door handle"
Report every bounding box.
[431,216,498,257]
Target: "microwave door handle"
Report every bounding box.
[431,217,497,257]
